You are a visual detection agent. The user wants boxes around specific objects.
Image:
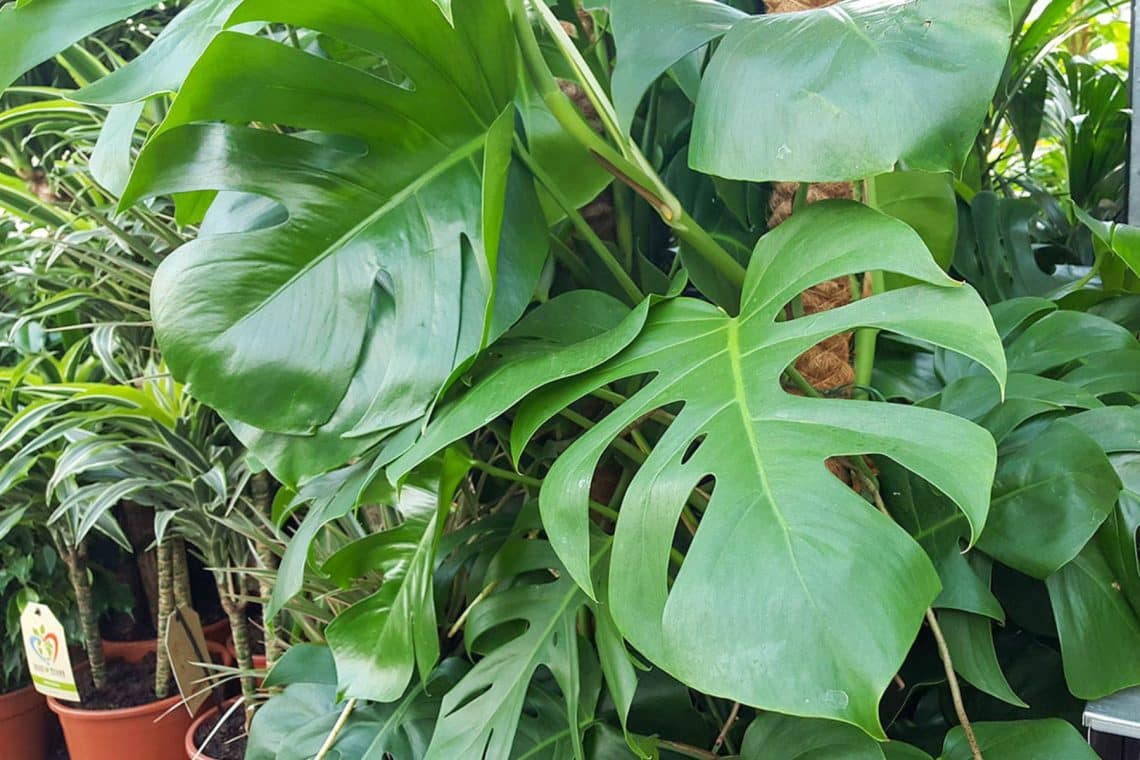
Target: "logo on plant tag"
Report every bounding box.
[19,602,78,702]
[28,625,60,665]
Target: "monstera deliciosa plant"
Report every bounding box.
[2,0,1132,757]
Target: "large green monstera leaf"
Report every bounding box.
[609,0,1012,181]
[123,0,546,479]
[513,202,1005,736]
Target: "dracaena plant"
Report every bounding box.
[0,0,1130,757]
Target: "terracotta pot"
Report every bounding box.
[100,636,157,661]
[184,698,242,760]
[48,641,233,760]
[0,683,52,760]
[201,617,230,646]
[104,636,234,663]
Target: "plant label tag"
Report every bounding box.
[20,602,79,702]
[165,605,216,716]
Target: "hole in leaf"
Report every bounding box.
[681,433,707,465]
[449,682,492,712]
[314,35,416,91]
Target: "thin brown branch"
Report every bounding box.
[927,609,983,760]
[852,468,983,760]
[711,701,741,754]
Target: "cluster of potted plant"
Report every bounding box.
[1,0,1139,758]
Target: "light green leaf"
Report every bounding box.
[1074,205,1140,278]
[0,0,160,92]
[516,202,1004,736]
[690,0,1011,181]
[74,0,247,105]
[869,170,958,277]
[608,0,746,134]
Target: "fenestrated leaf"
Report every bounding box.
[123,0,547,474]
[941,719,1100,760]
[323,449,469,702]
[424,537,602,760]
[689,0,1011,181]
[953,193,1064,304]
[514,201,1005,736]
[0,0,160,92]
[388,291,652,482]
[74,0,247,106]
[977,419,1121,579]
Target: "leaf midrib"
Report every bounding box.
[725,320,830,647]
[217,129,490,353]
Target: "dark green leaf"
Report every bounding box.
[739,713,885,760]
[978,420,1121,579]
[941,719,1099,760]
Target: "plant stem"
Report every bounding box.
[171,538,192,610]
[513,137,643,305]
[512,0,743,300]
[852,272,884,397]
[154,540,174,698]
[250,472,283,667]
[657,739,719,760]
[671,207,746,295]
[927,609,984,760]
[447,581,500,638]
[470,460,543,488]
[783,366,819,397]
[314,698,358,760]
[793,181,810,212]
[711,701,741,754]
[217,575,256,715]
[64,543,106,690]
